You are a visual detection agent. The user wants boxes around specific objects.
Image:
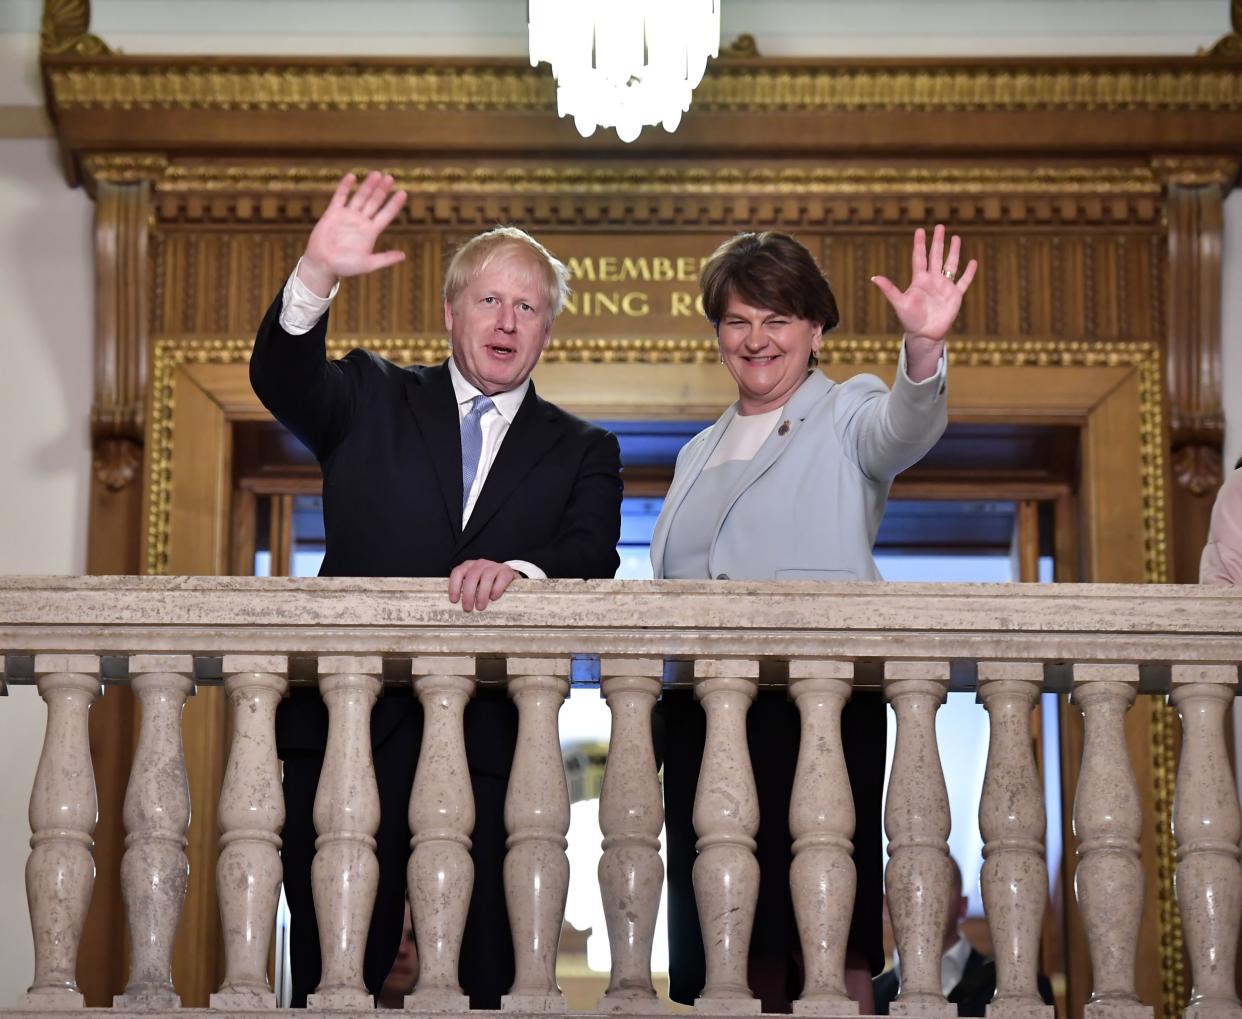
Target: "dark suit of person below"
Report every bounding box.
[873,942,1056,1018]
[250,267,621,1004]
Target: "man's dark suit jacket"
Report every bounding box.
[873,946,1056,1018]
[250,294,622,1008]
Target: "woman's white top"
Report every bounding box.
[664,406,785,579]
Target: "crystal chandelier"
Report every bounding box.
[528,1,722,144]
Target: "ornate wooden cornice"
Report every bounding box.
[42,55,1242,115]
[83,158,1167,229]
[41,53,1242,185]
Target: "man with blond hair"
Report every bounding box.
[251,171,622,1008]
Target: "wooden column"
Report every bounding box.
[81,171,155,1007]
[1155,156,1238,582]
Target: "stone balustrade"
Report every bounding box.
[1,576,1241,1019]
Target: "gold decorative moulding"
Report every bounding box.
[44,57,1242,115]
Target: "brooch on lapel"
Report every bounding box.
[778,420,791,436]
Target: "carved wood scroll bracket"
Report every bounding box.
[39,0,110,57]
[1154,156,1238,495]
[93,176,153,489]
[1209,0,1242,57]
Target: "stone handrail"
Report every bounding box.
[1,576,1241,674]
[1,576,1240,1019]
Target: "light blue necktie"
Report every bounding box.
[460,394,495,514]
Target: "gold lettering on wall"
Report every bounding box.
[549,237,720,337]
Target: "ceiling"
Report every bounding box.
[2,0,1230,56]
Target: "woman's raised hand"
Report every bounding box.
[870,225,977,380]
[297,171,408,297]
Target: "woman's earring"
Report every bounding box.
[808,349,820,369]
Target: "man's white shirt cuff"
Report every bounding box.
[279,259,340,335]
[505,560,546,580]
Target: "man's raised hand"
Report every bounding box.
[297,172,408,297]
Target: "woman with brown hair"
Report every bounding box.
[651,225,976,1012]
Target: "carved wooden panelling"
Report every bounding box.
[138,162,1171,351]
[149,221,1167,349]
[150,231,435,339]
[820,230,1165,341]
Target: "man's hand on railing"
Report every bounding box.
[447,558,519,612]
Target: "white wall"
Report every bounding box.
[0,24,94,1001]
[0,149,94,1005]
[1224,193,1242,473]
[2,0,1233,56]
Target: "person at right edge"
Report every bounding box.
[1201,456,1242,585]
[650,224,977,1012]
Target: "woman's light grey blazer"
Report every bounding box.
[650,353,948,582]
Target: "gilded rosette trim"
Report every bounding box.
[83,154,170,186]
[48,64,554,113]
[136,164,1166,230]
[1150,698,1184,1019]
[46,61,1242,114]
[149,164,1164,196]
[1151,156,1240,188]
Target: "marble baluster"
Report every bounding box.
[976,662,1053,1019]
[1170,665,1242,1019]
[597,658,666,1013]
[1071,664,1153,1019]
[212,656,289,1009]
[693,658,761,1013]
[405,656,476,1012]
[884,660,955,1019]
[308,656,382,1010]
[114,656,195,1008]
[19,655,101,1010]
[503,657,572,1012]
[789,659,859,1017]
